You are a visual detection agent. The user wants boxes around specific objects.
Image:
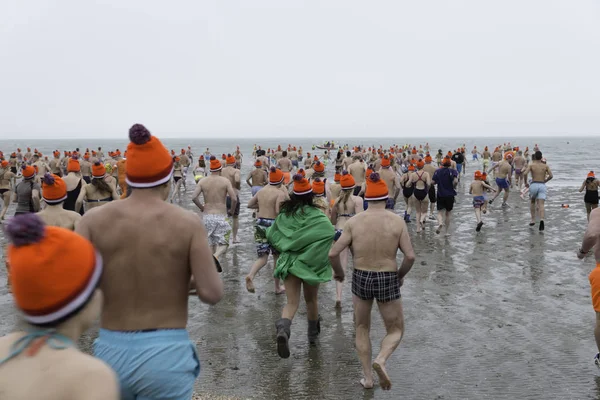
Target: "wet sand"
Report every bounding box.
[1,158,599,399]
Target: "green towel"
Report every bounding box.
[267,206,335,286]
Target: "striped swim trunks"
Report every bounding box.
[352,269,401,303]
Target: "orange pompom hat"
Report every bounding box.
[226,154,236,165]
[297,168,306,178]
[1,160,8,168]
[381,157,391,168]
[91,162,106,178]
[83,153,90,160]
[505,152,514,160]
[269,167,284,185]
[67,157,81,173]
[588,171,595,178]
[254,160,262,167]
[366,166,374,177]
[6,214,102,325]
[312,178,325,195]
[42,174,67,204]
[292,174,312,195]
[442,157,452,167]
[365,172,389,201]
[425,155,433,163]
[209,156,222,172]
[416,160,425,169]
[313,161,325,173]
[126,124,174,188]
[340,171,356,189]
[474,170,483,180]
[334,172,341,183]
[22,165,35,179]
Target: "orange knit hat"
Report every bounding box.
[293,174,312,195]
[6,214,102,325]
[297,168,306,177]
[588,171,595,178]
[126,124,174,188]
[381,157,391,168]
[334,172,341,183]
[425,155,432,163]
[340,171,356,189]
[22,165,35,179]
[42,173,67,204]
[442,157,452,167]
[84,153,90,160]
[474,170,483,180]
[226,154,236,165]
[67,157,81,173]
[1,160,8,168]
[254,160,262,167]
[416,160,425,169]
[313,161,325,173]
[408,165,415,172]
[366,166,374,177]
[209,156,222,172]
[91,161,106,178]
[312,178,325,195]
[365,172,389,201]
[269,167,284,185]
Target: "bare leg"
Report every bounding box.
[282,275,302,320]
[335,248,348,307]
[587,203,592,221]
[537,199,545,220]
[502,189,509,205]
[490,188,502,203]
[303,281,320,321]
[0,192,10,220]
[475,208,481,224]
[353,295,374,389]
[444,211,451,234]
[429,201,435,219]
[372,299,404,391]
[416,201,422,233]
[245,255,268,293]
[232,217,240,243]
[272,255,285,294]
[436,211,443,234]
[530,200,536,224]
[213,244,228,260]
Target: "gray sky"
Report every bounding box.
[1,0,599,139]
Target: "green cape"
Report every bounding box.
[267,206,335,285]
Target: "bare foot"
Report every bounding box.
[436,225,443,234]
[335,300,342,310]
[275,287,286,295]
[360,378,374,389]
[373,361,391,390]
[232,238,241,244]
[245,276,255,293]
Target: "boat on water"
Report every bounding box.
[315,141,337,150]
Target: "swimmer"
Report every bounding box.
[170,156,184,203]
[330,171,364,309]
[432,157,458,235]
[423,155,437,220]
[75,163,119,214]
[522,151,552,230]
[76,125,223,399]
[329,172,415,390]
[349,155,367,196]
[277,150,293,185]
[378,156,401,211]
[247,159,268,197]
[192,156,237,260]
[487,153,514,207]
[409,160,431,232]
[38,173,82,230]
[580,171,599,220]
[222,154,242,243]
[513,150,527,189]
[470,171,496,231]
[0,214,119,400]
[401,165,415,222]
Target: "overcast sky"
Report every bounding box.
[1,0,599,139]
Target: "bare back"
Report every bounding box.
[528,162,552,183]
[349,161,366,184]
[196,175,234,214]
[37,206,82,230]
[253,185,287,219]
[249,169,267,186]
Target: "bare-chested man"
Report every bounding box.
[378,156,400,210]
[329,173,415,391]
[277,150,293,185]
[247,160,268,197]
[81,153,92,184]
[304,152,314,169]
[222,154,241,243]
[522,151,553,231]
[469,171,496,232]
[192,156,237,260]
[349,156,366,196]
[38,173,82,230]
[512,150,527,189]
[32,153,49,180]
[289,148,299,169]
[578,208,600,365]
[342,151,353,170]
[76,125,223,399]
[246,167,289,294]
[487,154,513,206]
[49,151,62,176]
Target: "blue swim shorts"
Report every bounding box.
[496,177,510,190]
[529,182,547,201]
[94,329,200,400]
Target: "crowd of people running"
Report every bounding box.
[0,125,599,398]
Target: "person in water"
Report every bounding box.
[329,172,415,391]
[38,173,82,230]
[268,174,342,359]
[580,171,599,221]
[75,162,119,214]
[0,213,118,399]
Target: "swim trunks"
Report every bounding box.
[585,190,599,205]
[529,182,547,201]
[226,195,241,217]
[203,214,231,246]
[385,198,395,210]
[436,196,455,212]
[254,218,279,257]
[292,160,299,168]
[334,229,343,241]
[352,269,401,303]
[515,169,522,175]
[251,186,263,197]
[473,195,485,208]
[496,177,510,190]
[94,329,200,400]
[589,264,600,312]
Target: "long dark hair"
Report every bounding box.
[279,192,315,216]
[336,151,343,161]
[91,177,112,194]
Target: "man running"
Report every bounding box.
[578,208,600,366]
[222,154,241,243]
[349,155,366,196]
[38,173,82,230]
[432,157,458,235]
[329,172,415,390]
[522,151,553,231]
[487,153,513,207]
[245,167,289,294]
[246,160,268,196]
[277,150,293,185]
[76,124,223,399]
[192,156,237,260]
[469,171,495,232]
